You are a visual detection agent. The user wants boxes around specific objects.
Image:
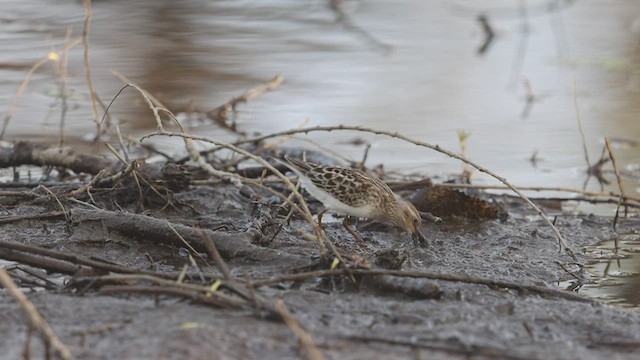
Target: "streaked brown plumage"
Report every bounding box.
[277,155,426,243]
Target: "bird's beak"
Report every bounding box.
[412,229,430,247]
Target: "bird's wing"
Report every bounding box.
[285,156,382,208]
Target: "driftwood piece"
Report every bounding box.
[70,208,301,262]
[0,141,120,175]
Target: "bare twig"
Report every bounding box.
[99,285,238,309]
[604,137,626,229]
[39,186,70,221]
[65,168,109,198]
[274,299,325,360]
[0,239,230,282]
[199,229,232,280]
[0,210,66,224]
[253,268,592,303]
[84,274,246,305]
[412,183,640,205]
[0,269,74,360]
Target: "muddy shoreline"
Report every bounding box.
[1,176,639,359]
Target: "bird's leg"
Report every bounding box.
[317,209,328,229]
[342,217,365,245]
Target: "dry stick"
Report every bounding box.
[221,118,309,170]
[527,197,638,208]
[0,269,74,360]
[104,142,170,207]
[430,183,639,201]
[71,208,292,262]
[107,72,230,180]
[39,185,70,221]
[274,299,326,360]
[99,285,237,309]
[0,240,223,282]
[252,268,591,303]
[0,211,66,224]
[0,239,164,277]
[0,38,82,140]
[87,274,247,307]
[604,138,626,231]
[0,247,83,275]
[66,168,109,198]
[82,0,102,139]
[156,125,574,255]
[67,197,103,210]
[166,221,211,267]
[199,229,232,280]
[573,80,591,167]
[109,70,168,132]
[197,230,268,306]
[114,125,131,163]
[397,183,640,207]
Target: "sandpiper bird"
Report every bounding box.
[276,155,428,245]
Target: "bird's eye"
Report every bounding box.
[413,218,420,225]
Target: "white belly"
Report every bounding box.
[299,177,374,218]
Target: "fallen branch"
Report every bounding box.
[605,137,627,229]
[70,208,300,262]
[0,141,119,175]
[0,239,184,278]
[251,268,592,303]
[0,210,66,224]
[99,285,238,309]
[0,246,85,278]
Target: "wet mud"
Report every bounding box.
[1,178,639,359]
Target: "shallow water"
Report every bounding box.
[567,234,640,308]
[1,0,639,305]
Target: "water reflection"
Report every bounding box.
[566,235,640,308]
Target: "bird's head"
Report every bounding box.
[389,199,428,245]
